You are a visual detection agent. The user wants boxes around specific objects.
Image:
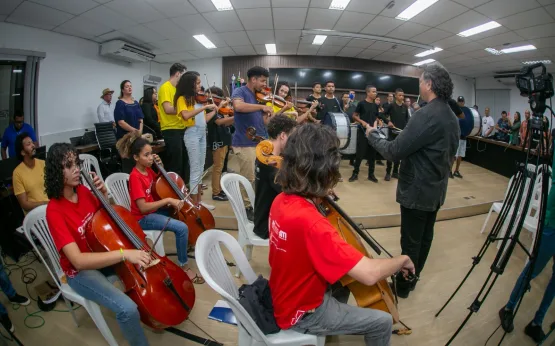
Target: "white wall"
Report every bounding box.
[0,22,171,146]
[476,77,533,120]
[185,58,223,91]
[451,73,475,107]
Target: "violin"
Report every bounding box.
[254,141,405,326]
[195,92,209,104]
[152,162,215,246]
[218,106,234,117]
[255,87,273,104]
[246,126,266,143]
[81,171,195,329]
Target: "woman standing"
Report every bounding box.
[174,72,217,210]
[509,112,521,145]
[115,80,144,173]
[45,143,150,346]
[141,87,162,139]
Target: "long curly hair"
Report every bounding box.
[116,131,149,160]
[45,143,80,199]
[174,71,200,109]
[422,62,453,100]
[275,123,341,198]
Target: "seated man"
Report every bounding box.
[253,115,296,239]
[269,123,414,345]
[13,133,49,213]
[2,110,37,160]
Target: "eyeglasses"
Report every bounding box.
[63,158,83,171]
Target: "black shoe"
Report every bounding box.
[384,173,391,181]
[449,172,454,179]
[392,172,399,179]
[212,193,228,201]
[9,293,30,306]
[525,321,545,343]
[453,171,463,178]
[348,173,358,182]
[245,207,254,222]
[376,160,384,166]
[368,174,378,183]
[0,314,13,333]
[499,307,514,333]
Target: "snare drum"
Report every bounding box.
[323,112,351,150]
[340,124,358,155]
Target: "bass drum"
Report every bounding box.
[323,112,351,150]
[340,124,358,155]
[462,106,482,137]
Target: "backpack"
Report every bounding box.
[238,275,280,335]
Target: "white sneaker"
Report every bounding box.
[200,201,216,210]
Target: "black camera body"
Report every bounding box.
[515,63,554,114]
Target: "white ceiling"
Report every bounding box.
[2,0,555,78]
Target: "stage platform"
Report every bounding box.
[203,159,508,230]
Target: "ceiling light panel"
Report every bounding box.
[458,21,501,37]
[415,47,443,57]
[396,0,439,21]
[485,48,503,55]
[413,58,435,66]
[313,35,327,45]
[194,35,217,49]
[211,0,233,11]
[500,45,536,53]
[329,0,351,10]
[265,44,276,55]
[522,60,551,65]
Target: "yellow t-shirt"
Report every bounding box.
[158,81,185,130]
[266,102,297,120]
[176,96,196,128]
[12,159,48,212]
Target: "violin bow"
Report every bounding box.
[271,74,279,109]
[294,82,297,108]
[204,74,216,107]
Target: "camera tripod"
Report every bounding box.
[435,109,551,345]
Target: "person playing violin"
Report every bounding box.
[118,133,204,284]
[265,81,298,121]
[207,86,234,202]
[253,115,296,239]
[174,71,218,210]
[231,66,274,220]
[45,143,151,346]
[269,123,415,345]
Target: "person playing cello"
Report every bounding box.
[117,133,204,284]
[268,123,414,346]
[45,143,151,346]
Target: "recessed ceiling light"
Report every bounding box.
[324,71,332,77]
[500,45,536,54]
[396,0,439,21]
[12,69,22,73]
[415,47,443,57]
[211,0,233,11]
[265,44,276,55]
[458,21,501,37]
[193,35,216,49]
[352,74,362,79]
[522,60,552,65]
[413,58,435,66]
[313,35,327,45]
[329,0,351,10]
[379,76,390,80]
[485,48,503,55]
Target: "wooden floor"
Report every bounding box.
[207,160,508,227]
[5,214,554,346]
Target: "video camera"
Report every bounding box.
[515,62,554,114]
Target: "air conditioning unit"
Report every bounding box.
[100,40,155,63]
[143,74,162,87]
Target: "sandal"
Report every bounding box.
[184,267,205,284]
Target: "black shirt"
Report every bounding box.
[384,102,410,130]
[317,96,342,120]
[207,113,232,150]
[253,159,281,239]
[354,100,379,126]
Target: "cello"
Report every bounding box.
[81,171,195,329]
[153,161,215,246]
[254,140,412,333]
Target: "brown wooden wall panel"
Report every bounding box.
[222,55,422,94]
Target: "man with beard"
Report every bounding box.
[2,110,37,160]
[13,133,49,213]
[365,62,459,298]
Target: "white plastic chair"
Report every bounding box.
[23,206,118,346]
[104,172,165,257]
[220,174,268,277]
[195,230,325,346]
[480,175,515,234]
[79,154,103,190]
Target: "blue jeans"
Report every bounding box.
[138,209,189,265]
[184,126,206,195]
[0,264,16,315]
[506,226,555,325]
[67,268,149,346]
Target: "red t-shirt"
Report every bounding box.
[129,167,158,221]
[268,193,364,329]
[46,185,101,278]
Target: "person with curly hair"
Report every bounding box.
[268,123,414,345]
[45,143,150,346]
[365,62,460,299]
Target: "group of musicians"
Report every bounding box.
[8,60,552,345]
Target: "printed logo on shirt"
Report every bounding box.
[77,212,94,238]
[269,217,287,253]
[291,310,306,326]
[278,230,287,241]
